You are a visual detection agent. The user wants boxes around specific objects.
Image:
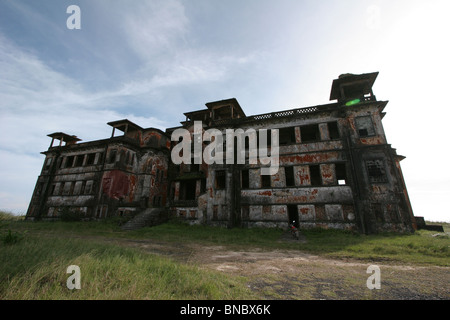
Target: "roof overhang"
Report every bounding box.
[47,132,81,143]
[330,72,379,101]
[107,119,144,132]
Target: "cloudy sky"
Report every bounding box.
[0,0,449,222]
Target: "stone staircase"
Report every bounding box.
[121,208,168,231]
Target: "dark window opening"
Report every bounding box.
[287,205,299,227]
[215,170,226,189]
[69,182,75,195]
[86,153,96,166]
[80,181,86,195]
[279,127,295,145]
[75,155,84,167]
[108,149,117,164]
[328,122,340,139]
[155,169,164,183]
[309,165,322,186]
[355,116,375,137]
[285,166,295,187]
[119,150,126,164]
[366,159,387,183]
[45,157,52,170]
[301,124,320,142]
[241,169,249,189]
[153,195,162,207]
[85,181,93,194]
[335,163,347,185]
[213,205,219,220]
[149,136,159,148]
[261,174,271,188]
[191,164,200,172]
[180,180,196,200]
[97,152,103,165]
[200,178,206,193]
[66,156,75,168]
[359,128,368,136]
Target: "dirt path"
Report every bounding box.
[116,237,450,300]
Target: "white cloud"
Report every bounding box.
[120,0,190,61]
[0,31,172,212]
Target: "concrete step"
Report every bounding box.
[121,208,167,231]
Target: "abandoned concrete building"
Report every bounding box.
[26,72,417,233]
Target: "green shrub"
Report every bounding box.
[2,229,26,245]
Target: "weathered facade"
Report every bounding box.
[26,120,170,220]
[26,72,416,233]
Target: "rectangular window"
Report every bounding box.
[62,182,74,196]
[45,157,52,170]
[61,182,68,195]
[75,155,84,167]
[86,153,96,166]
[301,124,320,142]
[355,116,375,137]
[261,174,271,188]
[108,149,117,164]
[309,165,322,186]
[97,152,103,165]
[328,122,340,139]
[366,159,387,183]
[36,182,44,196]
[69,182,75,195]
[79,181,86,195]
[213,205,219,220]
[66,156,75,168]
[241,169,249,189]
[200,178,206,193]
[335,163,347,185]
[279,127,296,145]
[287,205,299,227]
[285,166,295,187]
[153,196,159,207]
[215,170,226,189]
[85,181,94,194]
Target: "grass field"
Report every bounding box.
[1,211,449,299]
